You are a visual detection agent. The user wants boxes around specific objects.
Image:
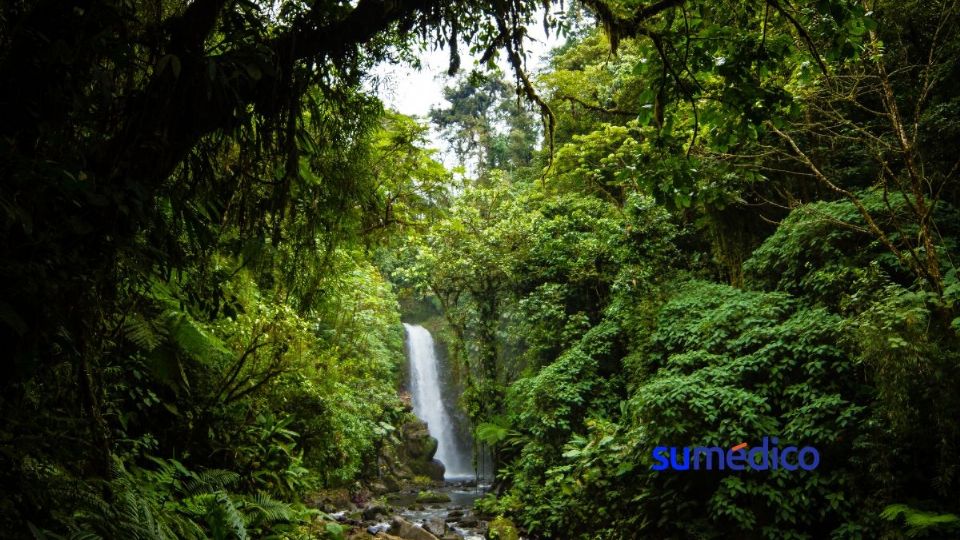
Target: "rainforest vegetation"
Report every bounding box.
[2,0,960,538]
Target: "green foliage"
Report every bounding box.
[488,281,878,538]
[421,2,960,538]
[745,190,960,306]
[628,282,866,535]
[880,504,960,538]
[5,0,960,537]
[1,52,428,534]
[487,516,520,540]
[28,456,314,540]
[476,420,522,448]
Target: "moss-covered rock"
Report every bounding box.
[378,417,445,485]
[401,419,437,459]
[415,490,452,504]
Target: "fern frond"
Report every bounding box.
[28,522,67,540]
[164,311,231,362]
[205,491,248,540]
[124,313,167,352]
[241,492,296,524]
[183,469,240,496]
[882,503,960,538]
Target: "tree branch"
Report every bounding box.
[767,122,918,278]
[766,0,829,75]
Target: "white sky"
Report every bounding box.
[371,23,564,118]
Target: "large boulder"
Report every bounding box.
[394,418,446,482]
[457,516,479,528]
[412,458,445,481]
[402,419,438,461]
[373,417,446,488]
[389,516,440,540]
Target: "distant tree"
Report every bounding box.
[431,72,539,177]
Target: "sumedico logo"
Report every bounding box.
[651,437,819,471]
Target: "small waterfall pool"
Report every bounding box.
[404,323,473,479]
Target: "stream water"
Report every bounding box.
[382,482,488,540]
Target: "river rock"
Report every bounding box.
[388,516,439,540]
[381,474,401,492]
[423,517,446,537]
[363,503,390,521]
[416,458,446,481]
[457,516,479,528]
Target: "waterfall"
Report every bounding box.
[404,323,472,479]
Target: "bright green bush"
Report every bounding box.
[494,280,876,539]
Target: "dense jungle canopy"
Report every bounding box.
[2,0,960,537]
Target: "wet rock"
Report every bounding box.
[399,391,413,412]
[409,458,444,482]
[381,474,401,492]
[423,517,446,537]
[402,420,438,460]
[363,503,390,521]
[445,509,464,521]
[389,516,439,540]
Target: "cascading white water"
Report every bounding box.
[404,323,472,478]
